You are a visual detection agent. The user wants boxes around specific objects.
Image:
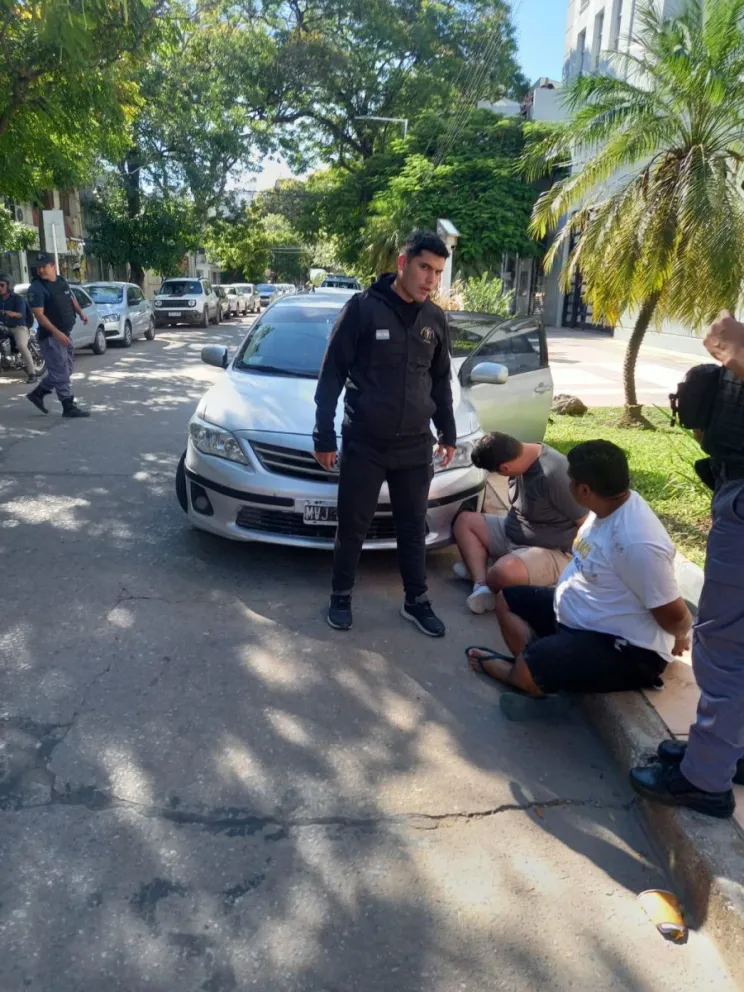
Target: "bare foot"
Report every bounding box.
[467,647,514,683]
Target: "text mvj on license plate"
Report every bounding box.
[303,501,337,525]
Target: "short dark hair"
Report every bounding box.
[567,440,630,498]
[402,230,449,261]
[471,432,523,472]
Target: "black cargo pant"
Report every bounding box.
[332,435,433,602]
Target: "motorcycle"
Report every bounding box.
[0,321,46,378]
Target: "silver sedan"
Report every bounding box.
[84,282,155,346]
[175,293,554,550]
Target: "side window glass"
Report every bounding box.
[203,281,211,295]
[477,330,542,376]
[71,287,89,309]
[126,287,136,306]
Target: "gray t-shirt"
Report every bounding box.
[504,444,585,552]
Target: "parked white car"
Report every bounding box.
[222,285,245,317]
[153,278,221,328]
[176,292,554,549]
[84,281,155,346]
[16,282,108,355]
[234,283,261,314]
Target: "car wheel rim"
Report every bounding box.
[97,330,105,350]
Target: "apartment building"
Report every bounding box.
[560,0,705,352]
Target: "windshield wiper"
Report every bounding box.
[238,363,316,378]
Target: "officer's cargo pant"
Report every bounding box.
[38,336,74,401]
[332,436,433,603]
[682,479,744,792]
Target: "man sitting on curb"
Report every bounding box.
[453,432,585,613]
[466,440,692,703]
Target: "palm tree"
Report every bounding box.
[523,0,744,424]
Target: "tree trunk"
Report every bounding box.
[620,291,661,427]
[121,146,143,286]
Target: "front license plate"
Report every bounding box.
[168,311,181,317]
[303,501,337,525]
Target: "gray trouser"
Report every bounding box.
[681,479,744,793]
[38,335,74,402]
[11,325,34,374]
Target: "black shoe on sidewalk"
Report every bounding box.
[27,386,48,414]
[327,594,353,631]
[26,373,37,384]
[400,599,446,638]
[629,761,735,819]
[61,396,90,418]
[657,738,744,786]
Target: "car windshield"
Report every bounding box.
[235,307,339,377]
[86,284,123,304]
[323,278,359,289]
[257,284,276,294]
[159,280,202,296]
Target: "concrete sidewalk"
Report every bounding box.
[485,474,744,983]
[546,328,700,408]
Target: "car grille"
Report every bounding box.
[235,507,398,541]
[251,442,337,482]
[157,299,196,308]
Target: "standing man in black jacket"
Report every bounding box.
[314,230,457,636]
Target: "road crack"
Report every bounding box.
[2,792,636,834]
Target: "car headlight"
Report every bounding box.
[188,299,197,307]
[189,417,250,465]
[103,312,121,322]
[434,434,482,473]
[154,300,162,307]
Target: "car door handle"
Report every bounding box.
[533,383,551,394]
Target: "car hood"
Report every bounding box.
[197,367,479,439]
[94,302,123,315]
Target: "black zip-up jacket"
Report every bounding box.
[313,274,457,451]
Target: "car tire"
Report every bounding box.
[91,326,107,355]
[122,321,133,347]
[145,318,156,341]
[201,307,209,328]
[175,451,188,512]
[215,306,221,325]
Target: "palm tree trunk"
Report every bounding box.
[620,291,661,426]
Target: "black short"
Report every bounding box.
[502,586,667,695]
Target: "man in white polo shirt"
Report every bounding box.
[466,440,692,699]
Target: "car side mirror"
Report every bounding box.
[468,361,509,385]
[201,345,228,369]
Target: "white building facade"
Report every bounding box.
[560,0,706,353]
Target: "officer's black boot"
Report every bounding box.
[27,385,50,414]
[61,396,91,419]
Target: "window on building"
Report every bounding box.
[577,29,587,76]
[592,10,605,68]
[610,0,623,50]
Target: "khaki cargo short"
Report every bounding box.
[484,514,571,586]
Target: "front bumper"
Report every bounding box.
[154,308,203,325]
[183,438,485,549]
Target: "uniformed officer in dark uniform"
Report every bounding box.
[631,310,744,818]
[314,231,457,636]
[27,253,90,418]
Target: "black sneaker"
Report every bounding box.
[327,594,352,631]
[629,761,735,819]
[61,397,91,418]
[26,373,37,384]
[400,599,446,638]
[657,738,744,786]
[27,386,48,414]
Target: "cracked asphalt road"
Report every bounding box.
[0,321,735,991]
